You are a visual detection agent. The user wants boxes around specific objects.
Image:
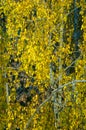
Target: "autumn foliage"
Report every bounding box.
[0,0,86,130]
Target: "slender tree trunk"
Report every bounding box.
[57,1,64,128]
[48,1,58,128]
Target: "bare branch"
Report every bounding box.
[24,79,86,130]
[24,95,52,130]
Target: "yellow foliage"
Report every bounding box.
[0,0,86,130]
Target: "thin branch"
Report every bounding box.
[53,53,82,85]
[24,95,52,130]
[53,80,86,94]
[24,79,86,130]
[64,53,82,72]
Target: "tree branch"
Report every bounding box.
[24,79,86,130]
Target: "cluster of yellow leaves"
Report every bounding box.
[0,0,86,130]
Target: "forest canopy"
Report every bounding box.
[0,0,86,130]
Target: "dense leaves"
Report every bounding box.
[0,0,86,130]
